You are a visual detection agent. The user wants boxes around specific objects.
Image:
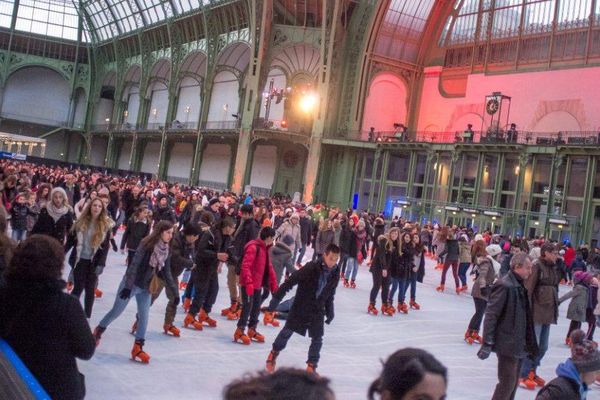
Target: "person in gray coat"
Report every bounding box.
[271,235,294,285]
[559,271,595,344]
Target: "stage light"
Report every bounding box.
[281,120,287,128]
[299,92,318,113]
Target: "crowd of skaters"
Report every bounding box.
[0,159,599,399]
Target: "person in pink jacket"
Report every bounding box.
[234,227,278,345]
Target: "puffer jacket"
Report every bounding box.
[239,239,278,295]
[120,217,151,250]
[276,221,301,253]
[558,283,589,322]
[472,256,497,300]
[270,242,292,278]
[371,236,389,272]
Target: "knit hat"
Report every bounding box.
[474,234,484,242]
[98,186,110,196]
[570,330,600,373]
[209,198,219,206]
[573,271,594,284]
[281,234,294,247]
[486,244,502,257]
[290,213,299,221]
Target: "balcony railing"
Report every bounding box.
[202,120,240,130]
[360,130,600,146]
[197,180,228,191]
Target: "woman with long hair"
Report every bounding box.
[405,233,425,310]
[436,228,461,294]
[93,221,176,364]
[368,348,447,400]
[389,232,415,314]
[465,242,500,345]
[385,228,402,314]
[74,189,98,219]
[35,183,52,209]
[340,216,358,287]
[315,218,335,260]
[70,198,113,318]
[369,233,393,316]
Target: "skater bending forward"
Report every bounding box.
[265,243,341,374]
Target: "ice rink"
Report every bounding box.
[76,237,599,400]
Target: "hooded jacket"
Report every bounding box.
[536,359,586,400]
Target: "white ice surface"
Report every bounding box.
[74,235,600,400]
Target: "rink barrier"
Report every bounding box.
[0,339,50,400]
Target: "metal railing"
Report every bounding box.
[167,121,198,130]
[359,130,600,146]
[250,186,272,197]
[197,179,228,191]
[202,120,240,130]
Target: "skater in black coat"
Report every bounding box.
[0,235,95,400]
[184,218,236,329]
[265,244,341,374]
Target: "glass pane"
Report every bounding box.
[533,156,552,194]
[387,153,410,182]
[482,154,498,190]
[568,157,587,198]
[415,154,427,184]
[502,156,519,191]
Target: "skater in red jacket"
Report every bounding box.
[234,227,278,345]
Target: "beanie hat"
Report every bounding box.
[281,234,294,247]
[474,234,484,242]
[486,244,502,257]
[290,213,299,220]
[570,329,600,373]
[573,271,594,284]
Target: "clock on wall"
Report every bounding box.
[283,150,299,168]
[486,98,500,115]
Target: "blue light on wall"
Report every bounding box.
[352,193,359,210]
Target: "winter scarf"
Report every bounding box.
[46,187,70,223]
[149,240,169,272]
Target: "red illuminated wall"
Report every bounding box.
[361,72,408,138]
[417,66,600,133]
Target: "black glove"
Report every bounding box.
[325,311,334,325]
[119,288,131,300]
[173,296,180,306]
[477,344,492,360]
[480,286,490,298]
[268,298,280,312]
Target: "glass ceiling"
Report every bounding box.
[0,0,226,43]
[373,0,437,63]
[441,0,600,47]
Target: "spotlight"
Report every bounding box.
[281,120,287,128]
[298,92,318,113]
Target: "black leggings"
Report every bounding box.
[369,268,390,306]
[71,259,97,318]
[468,297,487,331]
[237,288,263,330]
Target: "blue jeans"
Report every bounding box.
[389,277,408,303]
[402,274,417,301]
[296,243,307,264]
[11,229,26,241]
[345,257,358,281]
[99,279,152,341]
[458,262,470,286]
[520,323,550,376]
